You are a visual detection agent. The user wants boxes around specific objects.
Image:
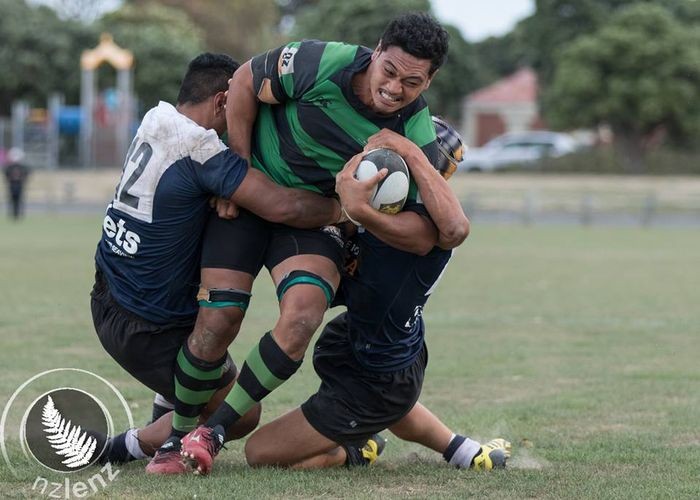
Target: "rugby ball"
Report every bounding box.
[354,148,410,215]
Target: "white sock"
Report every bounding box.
[154,393,174,409]
[125,428,148,460]
[446,434,481,468]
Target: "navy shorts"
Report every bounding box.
[301,313,427,448]
[90,271,236,403]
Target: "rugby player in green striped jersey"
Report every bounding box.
[150,13,452,475]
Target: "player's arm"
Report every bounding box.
[336,154,437,256]
[197,135,340,228]
[223,46,339,226]
[226,61,258,158]
[231,167,341,228]
[366,129,470,249]
[226,45,290,157]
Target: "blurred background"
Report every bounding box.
[1,0,699,225]
[2,5,699,496]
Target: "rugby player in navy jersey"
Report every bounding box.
[90,53,341,473]
[172,13,461,476]
[242,118,512,471]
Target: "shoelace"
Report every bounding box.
[200,428,226,457]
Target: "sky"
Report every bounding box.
[431,0,535,41]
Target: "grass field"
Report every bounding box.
[0,214,699,499]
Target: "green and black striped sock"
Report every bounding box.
[206,331,301,429]
[171,343,226,437]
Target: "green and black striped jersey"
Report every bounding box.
[250,40,438,197]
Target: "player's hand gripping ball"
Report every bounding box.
[354,148,410,215]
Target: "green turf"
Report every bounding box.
[1,215,698,499]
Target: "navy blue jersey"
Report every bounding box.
[341,231,452,372]
[95,102,248,325]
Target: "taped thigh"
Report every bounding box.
[275,270,335,307]
[197,287,252,311]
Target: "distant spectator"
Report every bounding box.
[3,148,30,220]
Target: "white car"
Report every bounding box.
[458,131,578,172]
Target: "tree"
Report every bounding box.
[522,0,700,87]
[99,3,204,111]
[472,22,534,85]
[291,0,478,120]
[277,0,319,17]
[545,4,700,171]
[471,1,652,93]
[130,0,284,61]
[657,0,700,24]
[292,0,430,45]
[275,0,319,34]
[522,0,626,84]
[423,24,481,123]
[30,0,120,23]
[0,0,97,114]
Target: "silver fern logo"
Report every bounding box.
[41,396,98,469]
[1,368,133,498]
[23,388,109,473]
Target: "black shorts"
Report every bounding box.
[301,313,427,448]
[201,209,269,275]
[201,209,345,273]
[90,271,236,403]
[265,224,345,270]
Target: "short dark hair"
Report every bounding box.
[177,53,239,105]
[379,12,449,75]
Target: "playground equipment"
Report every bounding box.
[80,33,135,167]
[7,99,59,169]
[3,34,135,169]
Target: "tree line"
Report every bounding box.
[1,0,699,171]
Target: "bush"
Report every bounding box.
[534,146,700,175]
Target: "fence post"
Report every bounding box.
[580,193,593,226]
[641,193,657,227]
[11,101,28,151]
[522,190,536,225]
[462,193,478,220]
[47,94,62,169]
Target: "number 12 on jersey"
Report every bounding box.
[114,138,155,222]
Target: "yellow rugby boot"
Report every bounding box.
[471,438,512,470]
[361,434,387,465]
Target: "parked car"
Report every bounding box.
[458,131,579,172]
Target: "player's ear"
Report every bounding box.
[424,69,438,90]
[371,42,382,61]
[214,91,227,114]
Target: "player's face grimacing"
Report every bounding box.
[367,45,433,115]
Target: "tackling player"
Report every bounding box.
[163,13,458,476]
[90,53,340,472]
[242,118,512,471]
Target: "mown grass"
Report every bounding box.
[0,215,698,499]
